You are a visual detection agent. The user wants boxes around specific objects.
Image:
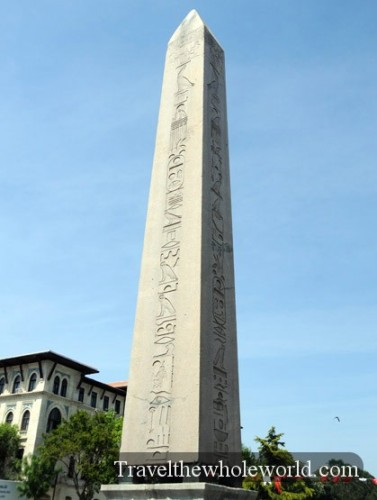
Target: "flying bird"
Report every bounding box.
[334,416,340,422]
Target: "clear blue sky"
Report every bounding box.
[1,0,376,476]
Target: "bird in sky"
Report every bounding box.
[334,416,340,422]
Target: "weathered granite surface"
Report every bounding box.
[120,9,242,470]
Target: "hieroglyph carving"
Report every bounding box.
[146,31,198,461]
[206,32,229,461]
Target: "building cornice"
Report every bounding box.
[0,351,98,376]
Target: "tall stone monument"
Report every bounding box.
[102,10,256,500]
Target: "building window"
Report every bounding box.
[52,376,60,395]
[46,408,62,432]
[61,379,68,397]
[78,387,85,403]
[90,392,97,408]
[5,412,14,424]
[103,396,109,411]
[115,400,121,414]
[28,373,37,392]
[12,375,21,394]
[68,456,75,478]
[21,410,30,431]
[0,377,5,395]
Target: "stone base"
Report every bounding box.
[101,483,258,500]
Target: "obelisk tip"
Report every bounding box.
[169,9,206,43]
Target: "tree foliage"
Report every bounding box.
[18,455,57,500]
[314,459,377,500]
[242,444,258,467]
[243,428,377,499]
[38,410,122,500]
[255,427,293,469]
[0,423,21,479]
[243,426,316,499]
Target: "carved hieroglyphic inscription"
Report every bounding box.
[146,31,198,462]
[206,32,229,461]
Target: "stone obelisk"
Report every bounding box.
[124,7,240,466]
[103,12,254,497]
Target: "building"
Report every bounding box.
[0,350,127,461]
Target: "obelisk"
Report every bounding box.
[103,12,254,497]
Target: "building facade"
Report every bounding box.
[0,351,126,499]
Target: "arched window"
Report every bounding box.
[68,456,75,478]
[52,376,60,395]
[21,410,30,431]
[46,408,61,432]
[90,392,97,408]
[78,387,85,402]
[0,377,5,395]
[115,400,121,414]
[12,375,21,394]
[60,379,68,397]
[28,373,37,392]
[5,412,14,424]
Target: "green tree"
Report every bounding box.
[18,455,57,500]
[242,444,258,467]
[243,426,316,499]
[255,427,293,469]
[0,423,21,479]
[314,459,377,500]
[39,410,122,500]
